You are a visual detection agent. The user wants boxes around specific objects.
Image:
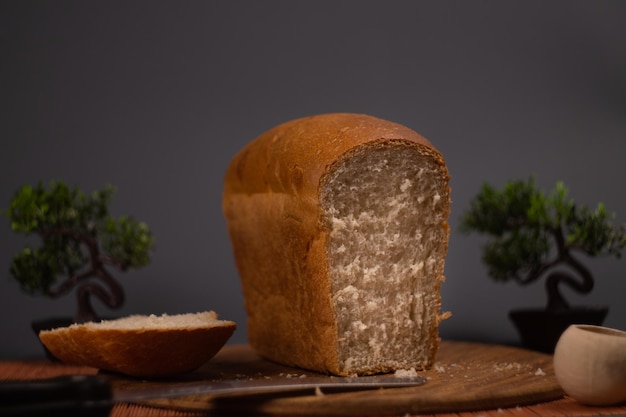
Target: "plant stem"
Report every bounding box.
[545,225,594,311]
[40,227,125,322]
[75,266,124,323]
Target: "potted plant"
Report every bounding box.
[459,177,626,353]
[5,181,154,339]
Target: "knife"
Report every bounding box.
[0,373,426,416]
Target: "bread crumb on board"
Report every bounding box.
[279,372,308,379]
[394,368,418,378]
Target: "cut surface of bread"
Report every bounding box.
[39,311,236,377]
[223,113,450,376]
[322,141,449,373]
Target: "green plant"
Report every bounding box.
[6,181,155,323]
[460,177,626,311]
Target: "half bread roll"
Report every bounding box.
[39,311,236,377]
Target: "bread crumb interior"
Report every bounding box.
[321,142,448,373]
[69,311,228,330]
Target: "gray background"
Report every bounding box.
[2,1,625,358]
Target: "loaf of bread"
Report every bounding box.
[38,311,236,377]
[223,113,450,376]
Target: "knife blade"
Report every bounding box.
[0,373,426,416]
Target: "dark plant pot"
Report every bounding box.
[31,317,76,361]
[509,307,609,354]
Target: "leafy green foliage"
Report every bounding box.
[460,178,626,285]
[101,216,153,268]
[6,181,154,297]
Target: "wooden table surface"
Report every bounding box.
[2,352,626,417]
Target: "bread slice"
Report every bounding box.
[223,113,450,376]
[38,311,236,377]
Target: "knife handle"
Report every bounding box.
[0,374,113,417]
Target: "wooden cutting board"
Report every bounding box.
[112,341,565,416]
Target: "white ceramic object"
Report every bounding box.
[553,324,626,405]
